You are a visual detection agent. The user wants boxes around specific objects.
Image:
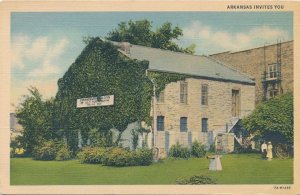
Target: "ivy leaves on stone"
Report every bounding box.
[56,38,152,136]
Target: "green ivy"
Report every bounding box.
[55,37,189,150]
[56,38,152,143]
[147,71,187,97]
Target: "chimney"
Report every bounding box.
[119,42,131,54]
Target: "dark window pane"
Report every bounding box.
[157,116,164,131]
[180,117,188,132]
[202,118,208,132]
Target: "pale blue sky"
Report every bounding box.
[11,12,293,110]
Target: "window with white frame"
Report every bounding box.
[269,64,277,79]
[269,83,279,98]
[180,82,188,104]
[201,84,208,105]
[269,90,279,98]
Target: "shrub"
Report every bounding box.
[32,141,59,160]
[176,175,216,184]
[191,141,206,158]
[56,144,72,161]
[77,147,107,164]
[102,147,132,167]
[169,142,191,159]
[88,128,113,147]
[10,148,14,158]
[10,136,26,158]
[242,92,293,146]
[132,148,153,166]
[102,147,153,167]
[208,143,215,153]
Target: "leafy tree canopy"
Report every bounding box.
[106,19,195,54]
[242,92,293,145]
[15,87,57,153]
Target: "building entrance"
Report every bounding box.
[232,89,240,117]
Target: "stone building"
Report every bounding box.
[114,42,256,154]
[210,41,293,103]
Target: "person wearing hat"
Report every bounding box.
[261,141,267,160]
[266,141,273,161]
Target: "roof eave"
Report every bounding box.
[147,69,255,86]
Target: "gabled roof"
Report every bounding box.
[113,41,255,85]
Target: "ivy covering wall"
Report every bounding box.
[55,37,188,149]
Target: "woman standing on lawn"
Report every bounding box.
[267,141,273,161]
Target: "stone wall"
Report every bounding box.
[154,78,255,150]
[210,41,293,103]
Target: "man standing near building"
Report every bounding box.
[261,141,267,160]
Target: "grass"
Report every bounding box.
[10,153,293,185]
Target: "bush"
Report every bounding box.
[77,147,107,164]
[169,142,191,159]
[32,141,59,160]
[56,144,72,161]
[208,143,215,153]
[191,141,206,158]
[10,148,14,158]
[176,175,216,184]
[102,147,153,167]
[132,148,153,166]
[242,92,293,146]
[10,148,27,158]
[102,147,132,167]
[32,140,72,161]
[10,136,26,158]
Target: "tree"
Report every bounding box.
[15,87,58,154]
[242,92,293,146]
[106,19,195,54]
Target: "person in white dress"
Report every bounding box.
[266,141,273,161]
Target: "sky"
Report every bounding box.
[10,12,293,111]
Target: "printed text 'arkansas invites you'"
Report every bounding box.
[227,5,284,10]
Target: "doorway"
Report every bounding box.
[232,89,240,117]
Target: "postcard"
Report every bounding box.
[0,1,299,194]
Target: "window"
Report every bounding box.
[201,118,208,132]
[201,84,208,105]
[180,82,188,104]
[269,64,277,79]
[269,83,279,98]
[157,116,164,131]
[180,117,188,132]
[157,90,164,103]
[269,90,278,98]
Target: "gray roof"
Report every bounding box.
[113,42,255,85]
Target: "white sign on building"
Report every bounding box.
[76,95,114,108]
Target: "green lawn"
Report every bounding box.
[10,153,293,185]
